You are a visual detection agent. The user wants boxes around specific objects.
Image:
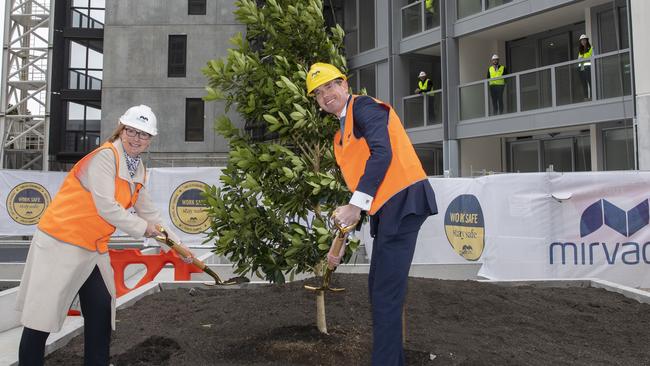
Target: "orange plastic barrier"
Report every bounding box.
[109,249,204,297]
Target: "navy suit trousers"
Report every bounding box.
[368,213,428,366]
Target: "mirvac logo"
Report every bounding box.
[169,181,210,234]
[6,182,51,225]
[550,199,650,265]
[444,194,485,261]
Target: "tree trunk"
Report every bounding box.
[315,262,328,334]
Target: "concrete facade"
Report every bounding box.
[102,0,245,167]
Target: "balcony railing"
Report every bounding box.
[458,49,631,121]
[402,89,442,129]
[69,69,103,90]
[457,0,514,19]
[401,0,440,39]
[71,8,104,29]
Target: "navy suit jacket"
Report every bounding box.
[347,96,438,237]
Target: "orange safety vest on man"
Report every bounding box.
[38,142,142,253]
[334,95,426,215]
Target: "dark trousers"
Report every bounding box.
[368,214,427,366]
[19,266,112,366]
[579,66,591,99]
[489,84,505,115]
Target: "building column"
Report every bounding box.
[631,0,650,169]
[441,0,460,176]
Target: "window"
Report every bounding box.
[508,133,591,172]
[506,23,584,73]
[358,0,375,53]
[168,35,187,77]
[603,126,634,170]
[188,0,206,15]
[358,65,376,97]
[70,0,105,29]
[596,2,629,53]
[64,102,101,152]
[344,0,375,56]
[68,40,103,90]
[186,99,204,141]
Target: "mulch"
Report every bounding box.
[46,273,650,365]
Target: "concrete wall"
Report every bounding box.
[102,0,245,164]
[458,37,498,84]
[459,136,503,176]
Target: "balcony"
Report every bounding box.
[458,49,632,135]
[401,0,440,39]
[457,0,514,19]
[402,89,442,129]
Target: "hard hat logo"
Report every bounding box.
[310,70,321,79]
[139,116,149,122]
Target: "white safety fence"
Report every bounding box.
[2,168,650,288]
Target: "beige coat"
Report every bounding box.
[16,139,163,333]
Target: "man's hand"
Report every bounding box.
[333,204,362,228]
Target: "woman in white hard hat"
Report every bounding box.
[577,34,593,100]
[15,105,191,366]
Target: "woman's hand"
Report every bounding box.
[144,222,162,238]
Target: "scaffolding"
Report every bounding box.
[0,0,53,170]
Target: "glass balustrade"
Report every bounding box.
[403,90,442,129]
[458,50,631,121]
[401,0,440,39]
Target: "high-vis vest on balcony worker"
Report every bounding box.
[418,79,430,92]
[38,142,142,253]
[425,0,433,11]
[488,65,505,86]
[578,46,593,68]
[334,95,427,215]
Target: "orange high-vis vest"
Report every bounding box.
[334,95,427,215]
[38,142,143,253]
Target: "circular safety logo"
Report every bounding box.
[6,182,52,225]
[169,180,210,234]
[444,194,485,261]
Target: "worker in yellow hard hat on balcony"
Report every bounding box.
[306,62,437,366]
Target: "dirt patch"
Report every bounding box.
[47,274,650,365]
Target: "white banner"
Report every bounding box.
[3,167,650,287]
[476,171,650,288]
[144,167,223,245]
[0,170,66,235]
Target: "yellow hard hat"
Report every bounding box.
[306,62,347,95]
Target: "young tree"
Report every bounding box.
[202,0,357,334]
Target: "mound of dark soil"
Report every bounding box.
[46,274,650,365]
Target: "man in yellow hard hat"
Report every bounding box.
[306,62,437,366]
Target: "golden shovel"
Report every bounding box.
[154,226,238,286]
[304,218,358,292]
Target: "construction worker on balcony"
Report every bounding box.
[306,62,437,366]
[414,71,432,94]
[577,34,593,100]
[487,54,507,115]
[15,105,193,366]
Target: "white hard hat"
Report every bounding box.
[418,71,427,78]
[579,34,588,40]
[491,54,500,60]
[119,105,158,136]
